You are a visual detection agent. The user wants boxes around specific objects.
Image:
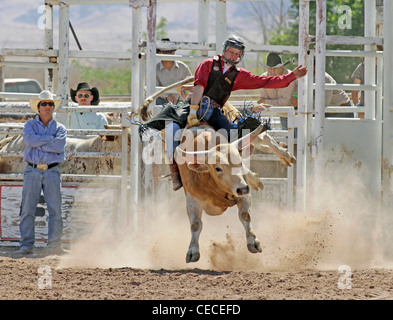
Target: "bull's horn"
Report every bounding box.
[175,147,210,165]
[231,124,264,151]
[139,76,195,121]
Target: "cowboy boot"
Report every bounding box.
[168,161,183,191]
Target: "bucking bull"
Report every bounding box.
[140,77,296,263]
[175,124,295,262]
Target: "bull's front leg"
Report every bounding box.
[237,195,262,254]
[185,194,203,263]
[254,132,296,166]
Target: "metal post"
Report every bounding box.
[296,0,310,212]
[198,0,209,57]
[144,0,157,202]
[306,55,314,193]
[139,54,146,113]
[57,3,70,127]
[44,3,54,93]
[287,107,295,210]
[129,6,142,233]
[376,54,383,123]
[146,0,157,100]
[382,0,393,260]
[313,0,327,202]
[0,56,4,102]
[215,0,227,54]
[364,0,376,119]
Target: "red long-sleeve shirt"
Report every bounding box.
[194,54,297,91]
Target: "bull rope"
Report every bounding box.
[123,114,165,143]
[126,100,272,144]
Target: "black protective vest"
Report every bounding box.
[203,56,239,107]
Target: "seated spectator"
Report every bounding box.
[323,72,353,118]
[68,82,109,129]
[255,52,298,130]
[291,61,354,119]
[351,60,364,109]
[156,38,192,105]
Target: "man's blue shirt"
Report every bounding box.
[23,115,66,165]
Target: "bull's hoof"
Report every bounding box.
[186,250,200,263]
[247,239,262,254]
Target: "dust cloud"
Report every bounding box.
[58,162,392,272]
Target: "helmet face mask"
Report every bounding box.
[222,35,245,65]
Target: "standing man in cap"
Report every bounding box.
[156,38,192,105]
[256,52,298,130]
[68,82,109,129]
[14,90,67,256]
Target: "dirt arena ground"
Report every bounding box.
[1,201,393,301]
[0,246,393,301]
[2,165,393,302]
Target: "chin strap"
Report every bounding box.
[222,56,239,66]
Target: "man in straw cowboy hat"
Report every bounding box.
[256,52,298,130]
[14,90,68,257]
[67,82,108,129]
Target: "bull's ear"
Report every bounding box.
[245,170,264,191]
[187,163,209,173]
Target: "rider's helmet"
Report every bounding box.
[222,35,245,65]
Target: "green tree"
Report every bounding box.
[71,60,131,95]
[155,17,169,40]
[269,0,365,84]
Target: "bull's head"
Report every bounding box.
[175,124,264,197]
